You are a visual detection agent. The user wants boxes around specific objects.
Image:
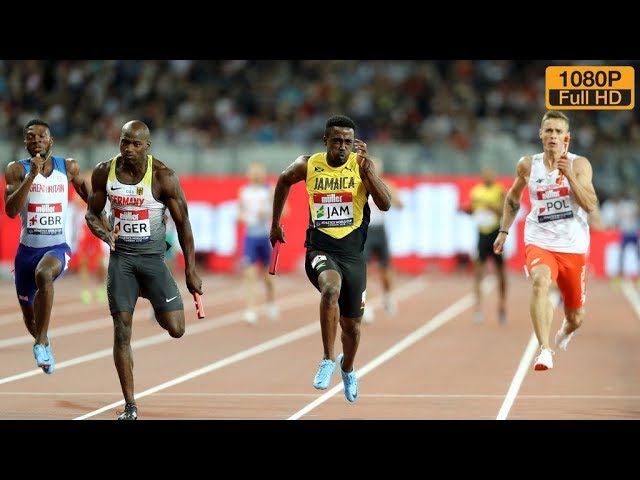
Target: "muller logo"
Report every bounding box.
[28,203,61,213]
[36,204,55,213]
[322,193,343,204]
[120,211,139,221]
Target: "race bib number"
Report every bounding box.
[27,202,63,235]
[114,208,151,243]
[313,192,354,228]
[536,185,574,223]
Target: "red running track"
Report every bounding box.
[0,269,639,421]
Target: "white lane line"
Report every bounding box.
[496,332,539,420]
[74,323,322,419]
[0,287,321,386]
[0,300,104,325]
[0,280,251,347]
[5,391,640,400]
[494,281,635,421]
[74,277,429,420]
[287,277,489,420]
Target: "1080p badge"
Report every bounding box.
[546,66,634,110]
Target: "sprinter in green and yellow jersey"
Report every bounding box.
[270,115,391,402]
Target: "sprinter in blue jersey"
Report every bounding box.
[3,119,90,374]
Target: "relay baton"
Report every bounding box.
[193,292,205,319]
[269,240,281,275]
[557,134,570,183]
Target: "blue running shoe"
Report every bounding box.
[117,403,138,420]
[313,359,336,390]
[33,343,52,372]
[43,336,55,374]
[338,354,358,402]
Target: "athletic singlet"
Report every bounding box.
[17,155,69,248]
[106,154,166,255]
[238,182,271,237]
[304,152,370,254]
[525,152,590,253]
[469,182,504,235]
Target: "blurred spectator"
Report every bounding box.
[1,60,638,194]
[464,166,507,324]
[600,189,640,282]
[362,157,404,323]
[237,161,278,324]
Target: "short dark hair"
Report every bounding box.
[325,115,356,136]
[541,110,569,129]
[23,118,50,136]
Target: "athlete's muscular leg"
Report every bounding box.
[19,304,36,338]
[113,311,136,405]
[33,254,63,346]
[558,256,588,335]
[339,315,361,372]
[529,264,554,349]
[563,305,585,335]
[156,311,185,337]
[317,269,342,361]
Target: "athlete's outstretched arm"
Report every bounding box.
[4,161,31,218]
[270,155,308,246]
[494,156,529,255]
[564,156,598,214]
[156,166,203,296]
[355,139,391,211]
[66,158,90,204]
[85,161,116,250]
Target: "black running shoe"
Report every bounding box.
[117,403,138,420]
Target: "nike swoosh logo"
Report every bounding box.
[166,296,178,302]
[110,186,124,191]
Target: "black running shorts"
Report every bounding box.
[304,248,367,318]
[107,251,184,315]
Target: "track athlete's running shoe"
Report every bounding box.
[338,353,359,402]
[117,403,138,420]
[554,319,575,351]
[33,343,53,373]
[42,336,55,374]
[313,359,336,390]
[533,348,554,371]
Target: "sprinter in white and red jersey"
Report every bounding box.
[3,118,90,375]
[494,110,599,372]
[85,120,203,420]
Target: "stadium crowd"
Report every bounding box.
[1,59,638,201]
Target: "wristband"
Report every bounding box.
[499,230,509,235]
